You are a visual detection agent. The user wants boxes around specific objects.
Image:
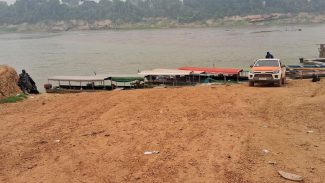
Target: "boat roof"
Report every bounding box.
[48,75,110,82]
[178,67,242,75]
[48,74,144,82]
[138,69,193,76]
[108,75,144,82]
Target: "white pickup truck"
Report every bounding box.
[248,59,286,87]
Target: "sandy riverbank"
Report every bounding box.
[1,13,325,32]
[0,80,324,182]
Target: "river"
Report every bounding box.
[0,24,324,90]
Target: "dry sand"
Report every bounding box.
[0,80,324,183]
[0,65,20,98]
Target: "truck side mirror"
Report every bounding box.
[281,65,286,68]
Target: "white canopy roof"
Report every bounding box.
[48,75,110,82]
[138,69,193,76]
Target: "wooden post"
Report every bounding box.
[319,44,325,58]
[192,74,194,85]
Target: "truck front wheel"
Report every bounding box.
[249,81,254,87]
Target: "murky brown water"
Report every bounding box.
[0,24,324,90]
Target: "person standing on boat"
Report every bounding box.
[265,52,274,59]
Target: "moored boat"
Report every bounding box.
[44,75,144,93]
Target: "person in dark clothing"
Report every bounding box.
[312,73,320,82]
[18,69,39,94]
[265,52,274,59]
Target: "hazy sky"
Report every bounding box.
[0,0,102,5]
[1,0,138,4]
[0,0,15,5]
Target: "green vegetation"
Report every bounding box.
[0,26,18,32]
[0,93,28,104]
[0,0,324,26]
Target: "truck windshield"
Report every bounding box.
[254,60,279,67]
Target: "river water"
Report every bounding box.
[0,24,324,90]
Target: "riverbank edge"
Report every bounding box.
[1,12,324,33]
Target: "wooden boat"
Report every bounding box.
[298,44,325,65]
[286,65,325,79]
[44,75,144,93]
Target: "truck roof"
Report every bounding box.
[256,58,280,61]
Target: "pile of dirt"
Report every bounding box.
[0,80,324,182]
[0,65,20,98]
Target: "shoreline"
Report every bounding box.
[0,21,323,34]
[1,13,325,33]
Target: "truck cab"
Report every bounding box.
[249,59,286,87]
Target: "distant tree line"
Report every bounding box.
[0,0,324,25]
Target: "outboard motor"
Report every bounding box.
[44,83,52,90]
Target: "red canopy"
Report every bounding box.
[178,67,242,75]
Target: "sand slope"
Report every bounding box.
[0,80,324,183]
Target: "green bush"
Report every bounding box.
[0,93,28,104]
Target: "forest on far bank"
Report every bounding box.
[0,0,324,25]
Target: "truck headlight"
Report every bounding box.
[273,70,280,74]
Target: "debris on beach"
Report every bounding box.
[144,151,159,155]
[81,130,105,137]
[262,149,270,154]
[278,170,303,182]
[54,139,60,143]
[267,161,277,165]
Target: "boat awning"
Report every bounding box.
[48,75,110,82]
[303,60,325,66]
[178,67,243,75]
[303,58,325,62]
[138,69,193,76]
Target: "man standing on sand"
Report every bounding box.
[265,52,274,59]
